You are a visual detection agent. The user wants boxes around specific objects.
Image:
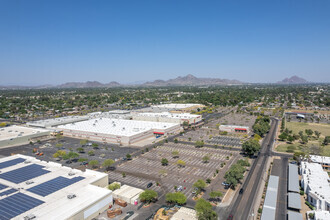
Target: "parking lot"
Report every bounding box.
[206,112,257,130]
[207,136,242,147]
[179,128,221,142]
[110,143,241,201]
[0,137,139,169]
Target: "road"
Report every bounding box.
[223,118,279,220]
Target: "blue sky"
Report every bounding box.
[0,0,329,85]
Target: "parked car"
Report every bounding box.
[147,182,153,188]
[222,182,230,186]
[80,161,88,165]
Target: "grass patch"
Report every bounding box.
[286,122,330,137]
[276,142,330,156]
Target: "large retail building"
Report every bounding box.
[58,118,181,145]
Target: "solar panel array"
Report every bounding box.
[28,176,85,197]
[0,192,44,220]
[0,188,17,197]
[0,183,7,191]
[0,164,50,184]
[0,158,25,169]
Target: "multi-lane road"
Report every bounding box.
[219,118,279,220]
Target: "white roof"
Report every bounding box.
[136,112,200,119]
[112,185,143,199]
[0,154,111,220]
[311,210,330,220]
[151,103,201,109]
[27,116,89,127]
[172,207,197,220]
[309,155,330,164]
[58,118,179,137]
[301,162,330,203]
[0,126,49,141]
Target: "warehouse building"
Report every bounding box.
[0,126,50,148]
[132,112,202,125]
[58,118,181,145]
[27,116,89,128]
[219,125,250,133]
[0,154,112,220]
[300,162,330,211]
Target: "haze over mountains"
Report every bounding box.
[0,75,315,89]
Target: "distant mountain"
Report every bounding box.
[58,81,121,88]
[277,76,309,84]
[143,74,242,86]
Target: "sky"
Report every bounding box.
[0,0,329,85]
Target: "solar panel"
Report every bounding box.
[0,183,8,191]
[0,192,44,220]
[0,158,25,169]
[0,164,50,184]
[27,176,85,197]
[0,188,17,197]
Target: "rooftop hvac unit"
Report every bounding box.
[26,180,34,185]
[24,160,31,164]
[24,214,36,220]
[67,194,76,199]
[68,172,75,176]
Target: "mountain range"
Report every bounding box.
[276,75,309,84]
[0,75,314,89]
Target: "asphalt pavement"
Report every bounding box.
[223,118,279,220]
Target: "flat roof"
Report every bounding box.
[287,211,303,220]
[309,155,330,164]
[261,175,279,220]
[0,126,49,142]
[58,118,179,137]
[312,210,330,220]
[288,164,300,193]
[136,112,201,119]
[27,116,89,127]
[0,154,111,220]
[113,184,143,200]
[172,207,197,220]
[288,192,301,210]
[301,162,330,202]
[151,103,202,109]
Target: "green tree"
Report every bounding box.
[224,163,246,188]
[242,139,261,156]
[88,150,95,156]
[323,136,330,145]
[176,160,186,168]
[78,158,88,162]
[102,159,115,170]
[195,198,218,220]
[139,189,158,203]
[126,154,132,160]
[161,158,169,166]
[174,138,178,143]
[301,135,308,144]
[195,140,204,148]
[305,129,313,136]
[314,131,321,138]
[165,192,187,205]
[193,179,207,192]
[108,182,120,191]
[287,135,294,143]
[76,147,85,153]
[53,150,66,159]
[209,191,223,201]
[202,155,210,163]
[278,133,287,141]
[172,151,179,158]
[89,160,99,168]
